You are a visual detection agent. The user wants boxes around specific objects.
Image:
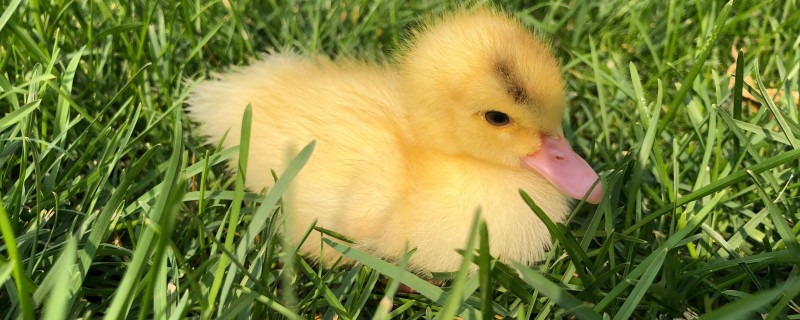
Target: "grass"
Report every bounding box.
[1,0,799,318]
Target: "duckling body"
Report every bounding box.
[188,10,601,273]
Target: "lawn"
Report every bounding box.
[1,0,799,319]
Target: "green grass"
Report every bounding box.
[2,0,799,318]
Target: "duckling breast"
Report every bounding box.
[370,151,569,273]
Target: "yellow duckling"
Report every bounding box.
[188,9,602,273]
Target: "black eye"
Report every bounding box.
[484,111,510,126]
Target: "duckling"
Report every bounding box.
[187,9,602,273]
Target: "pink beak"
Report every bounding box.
[522,134,603,204]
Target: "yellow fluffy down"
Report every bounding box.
[187,9,572,273]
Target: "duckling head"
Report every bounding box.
[399,9,602,203]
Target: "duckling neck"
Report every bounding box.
[400,147,566,210]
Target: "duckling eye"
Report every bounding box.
[484,111,510,126]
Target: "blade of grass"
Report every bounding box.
[70,147,158,302]
[0,100,40,132]
[104,111,184,320]
[207,105,252,316]
[752,59,800,149]
[42,237,77,320]
[228,141,315,315]
[732,48,745,159]
[0,0,22,34]
[520,190,594,282]
[0,191,34,320]
[373,247,413,320]
[512,261,602,320]
[765,270,800,319]
[323,239,483,318]
[612,248,666,320]
[296,258,351,318]
[236,286,303,320]
[588,36,610,150]
[168,291,191,320]
[658,0,734,132]
[54,46,84,135]
[347,269,380,319]
[626,63,662,229]
[122,146,240,216]
[747,171,800,253]
[186,20,225,62]
[435,212,481,320]
[700,223,763,290]
[698,276,800,320]
[233,141,315,261]
[478,222,492,320]
[144,178,185,320]
[217,291,259,320]
[598,192,725,312]
[624,149,800,234]
[681,251,799,278]
[0,261,13,285]
[723,116,792,145]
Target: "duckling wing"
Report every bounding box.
[187,54,407,253]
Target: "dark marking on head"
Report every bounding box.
[494,61,533,106]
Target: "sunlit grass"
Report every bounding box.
[1,0,798,318]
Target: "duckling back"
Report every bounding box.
[188,55,409,260]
